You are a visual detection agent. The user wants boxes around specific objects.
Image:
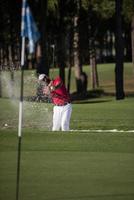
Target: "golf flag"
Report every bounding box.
[21,0,40,53]
[16,1,40,199]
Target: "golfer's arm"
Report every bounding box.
[48,81,62,91]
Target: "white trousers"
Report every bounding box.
[52,103,72,131]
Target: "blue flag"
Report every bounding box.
[21,0,40,53]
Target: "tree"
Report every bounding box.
[122,0,134,67]
[82,0,115,89]
[0,0,21,69]
[40,0,70,83]
[73,0,87,94]
[0,70,2,97]
[115,0,125,100]
[37,0,49,75]
[131,16,134,66]
[87,3,99,89]
[56,0,66,83]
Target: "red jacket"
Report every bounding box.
[50,77,71,105]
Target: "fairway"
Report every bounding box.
[0,131,134,200]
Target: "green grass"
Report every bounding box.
[0,63,134,200]
[0,97,134,200]
[71,98,134,130]
[0,97,134,131]
[0,131,134,200]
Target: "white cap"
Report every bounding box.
[38,74,46,81]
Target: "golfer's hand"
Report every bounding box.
[43,86,50,95]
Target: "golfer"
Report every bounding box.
[39,74,72,131]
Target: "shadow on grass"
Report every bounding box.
[72,99,112,104]
[70,89,134,104]
[71,89,112,104]
[71,89,105,101]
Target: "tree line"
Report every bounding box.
[0,0,134,99]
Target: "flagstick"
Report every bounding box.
[16,36,25,200]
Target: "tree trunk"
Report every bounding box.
[90,53,95,89]
[89,46,99,89]
[115,0,125,100]
[110,32,114,61]
[73,15,82,79]
[88,4,99,90]
[67,63,71,92]
[125,30,131,62]
[10,69,14,98]
[73,0,87,94]
[0,70,2,97]
[57,0,66,84]
[59,47,66,84]
[131,15,134,67]
[67,24,73,92]
[37,0,49,75]
[0,47,4,69]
